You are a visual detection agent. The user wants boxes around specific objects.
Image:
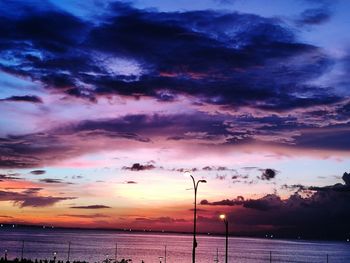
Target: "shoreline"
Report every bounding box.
[1,223,349,243]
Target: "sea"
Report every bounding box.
[0,227,349,263]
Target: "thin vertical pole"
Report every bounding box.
[214,248,219,263]
[191,176,197,263]
[115,243,118,262]
[270,251,272,263]
[21,240,24,260]
[225,221,228,263]
[326,254,329,263]
[67,241,71,262]
[164,245,167,263]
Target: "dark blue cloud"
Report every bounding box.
[0,95,43,103]
[0,1,349,169]
[201,174,350,239]
[297,8,331,25]
[0,1,344,112]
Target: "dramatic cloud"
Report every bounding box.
[0,0,349,237]
[0,1,344,113]
[200,196,245,206]
[259,168,277,180]
[283,172,350,194]
[202,166,229,171]
[70,205,111,209]
[0,116,156,168]
[342,172,350,185]
[1,111,350,169]
[0,189,75,207]
[308,172,350,192]
[0,95,43,104]
[122,163,156,171]
[30,170,46,175]
[0,2,348,172]
[201,174,350,238]
[297,8,331,25]
[0,173,21,181]
[243,194,282,211]
[281,184,307,193]
[39,178,64,184]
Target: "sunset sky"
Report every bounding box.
[0,0,350,238]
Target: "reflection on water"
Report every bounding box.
[0,227,349,263]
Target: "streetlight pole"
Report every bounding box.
[67,241,71,262]
[21,240,24,260]
[185,171,207,263]
[220,214,229,263]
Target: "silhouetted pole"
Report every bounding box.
[164,245,167,263]
[214,248,219,263]
[327,254,329,263]
[21,240,24,260]
[225,220,228,263]
[219,214,228,263]
[4,249,8,261]
[115,243,118,262]
[185,171,207,263]
[67,241,71,262]
[270,251,272,263]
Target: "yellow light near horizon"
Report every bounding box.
[220,214,226,220]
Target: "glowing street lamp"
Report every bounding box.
[220,214,229,263]
[184,171,207,263]
[53,252,57,262]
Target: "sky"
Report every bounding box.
[0,0,350,239]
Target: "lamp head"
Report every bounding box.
[199,180,207,183]
[219,214,226,220]
[184,171,192,177]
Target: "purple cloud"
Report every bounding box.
[122,163,156,171]
[70,205,111,209]
[0,95,43,104]
[0,189,75,208]
[30,170,46,175]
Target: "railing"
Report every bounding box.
[0,239,349,263]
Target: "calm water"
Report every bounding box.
[0,227,349,263]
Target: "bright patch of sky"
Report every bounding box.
[93,53,145,78]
